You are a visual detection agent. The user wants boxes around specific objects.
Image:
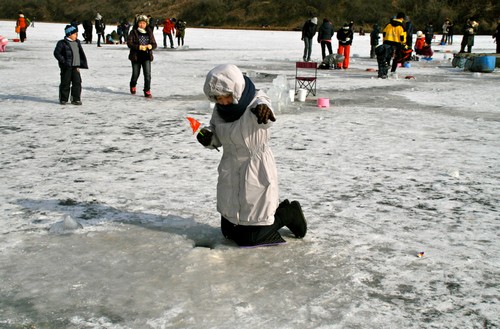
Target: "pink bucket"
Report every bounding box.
[317,98,330,108]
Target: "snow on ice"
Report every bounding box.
[0,21,499,328]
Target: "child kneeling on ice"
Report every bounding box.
[415,30,434,59]
[197,64,307,247]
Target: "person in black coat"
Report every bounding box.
[405,16,414,49]
[301,16,317,62]
[82,20,93,44]
[370,24,381,58]
[53,25,88,105]
[317,18,334,60]
[447,21,454,45]
[94,13,105,47]
[336,23,354,69]
[494,19,500,53]
[424,22,433,45]
[127,15,157,98]
[460,19,479,53]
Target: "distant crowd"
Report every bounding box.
[301,14,499,78]
[67,13,187,49]
[7,10,500,98]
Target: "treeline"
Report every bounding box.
[2,0,498,33]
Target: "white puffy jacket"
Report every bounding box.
[203,64,279,226]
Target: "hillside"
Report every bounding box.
[2,0,499,33]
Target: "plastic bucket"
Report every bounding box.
[403,62,411,68]
[468,56,496,73]
[317,98,329,108]
[297,89,307,102]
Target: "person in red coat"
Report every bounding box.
[414,31,433,58]
[16,11,28,42]
[162,17,175,48]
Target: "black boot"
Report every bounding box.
[276,199,307,238]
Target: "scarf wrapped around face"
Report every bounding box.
[215,76,256,122]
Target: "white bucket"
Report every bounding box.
[297,89,307,102]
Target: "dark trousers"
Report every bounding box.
[20,30,27,42]
[163,33,174,48]
[375,45,393,78]
[97,33,104,46]
[303,38,312,61]
[320,41,333,60]
[460,36,473,53]
[130,60,151,92]
[59,67,82,102]
[391,46,405,72]
[177,35,184,46]
[221,215,285,247]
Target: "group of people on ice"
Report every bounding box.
[300,12,487,79]
[302,16,354,69]
[69,13,186,48]
[52,12,189,102]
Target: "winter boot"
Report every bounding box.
[276,199,307,238]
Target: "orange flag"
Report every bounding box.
[186,117,201,134]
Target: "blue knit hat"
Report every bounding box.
[65,25,78,37]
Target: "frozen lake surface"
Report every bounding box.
[0,21,499,328]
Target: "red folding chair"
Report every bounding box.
[295,61,318,96]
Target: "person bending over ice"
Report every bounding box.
[197,64,307,247]
[414,31,434,59]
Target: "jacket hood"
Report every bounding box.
[203,64,245,103]
[311,17,318,25]
[390,18,404,27]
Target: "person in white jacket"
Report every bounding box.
[197,64,307,247]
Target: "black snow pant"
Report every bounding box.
[59,67,82,102]
[320,41,333,60]
[221,215,286,247]
[163,32,174,48]
[375,45,393,78]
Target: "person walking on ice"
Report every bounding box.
[127,15,157,98]
[196,64,307,247]
[301,16,317,62]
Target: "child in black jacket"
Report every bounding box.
[53,25,88,105]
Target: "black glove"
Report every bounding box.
[251,104,276,124]
[196,128,213,146]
